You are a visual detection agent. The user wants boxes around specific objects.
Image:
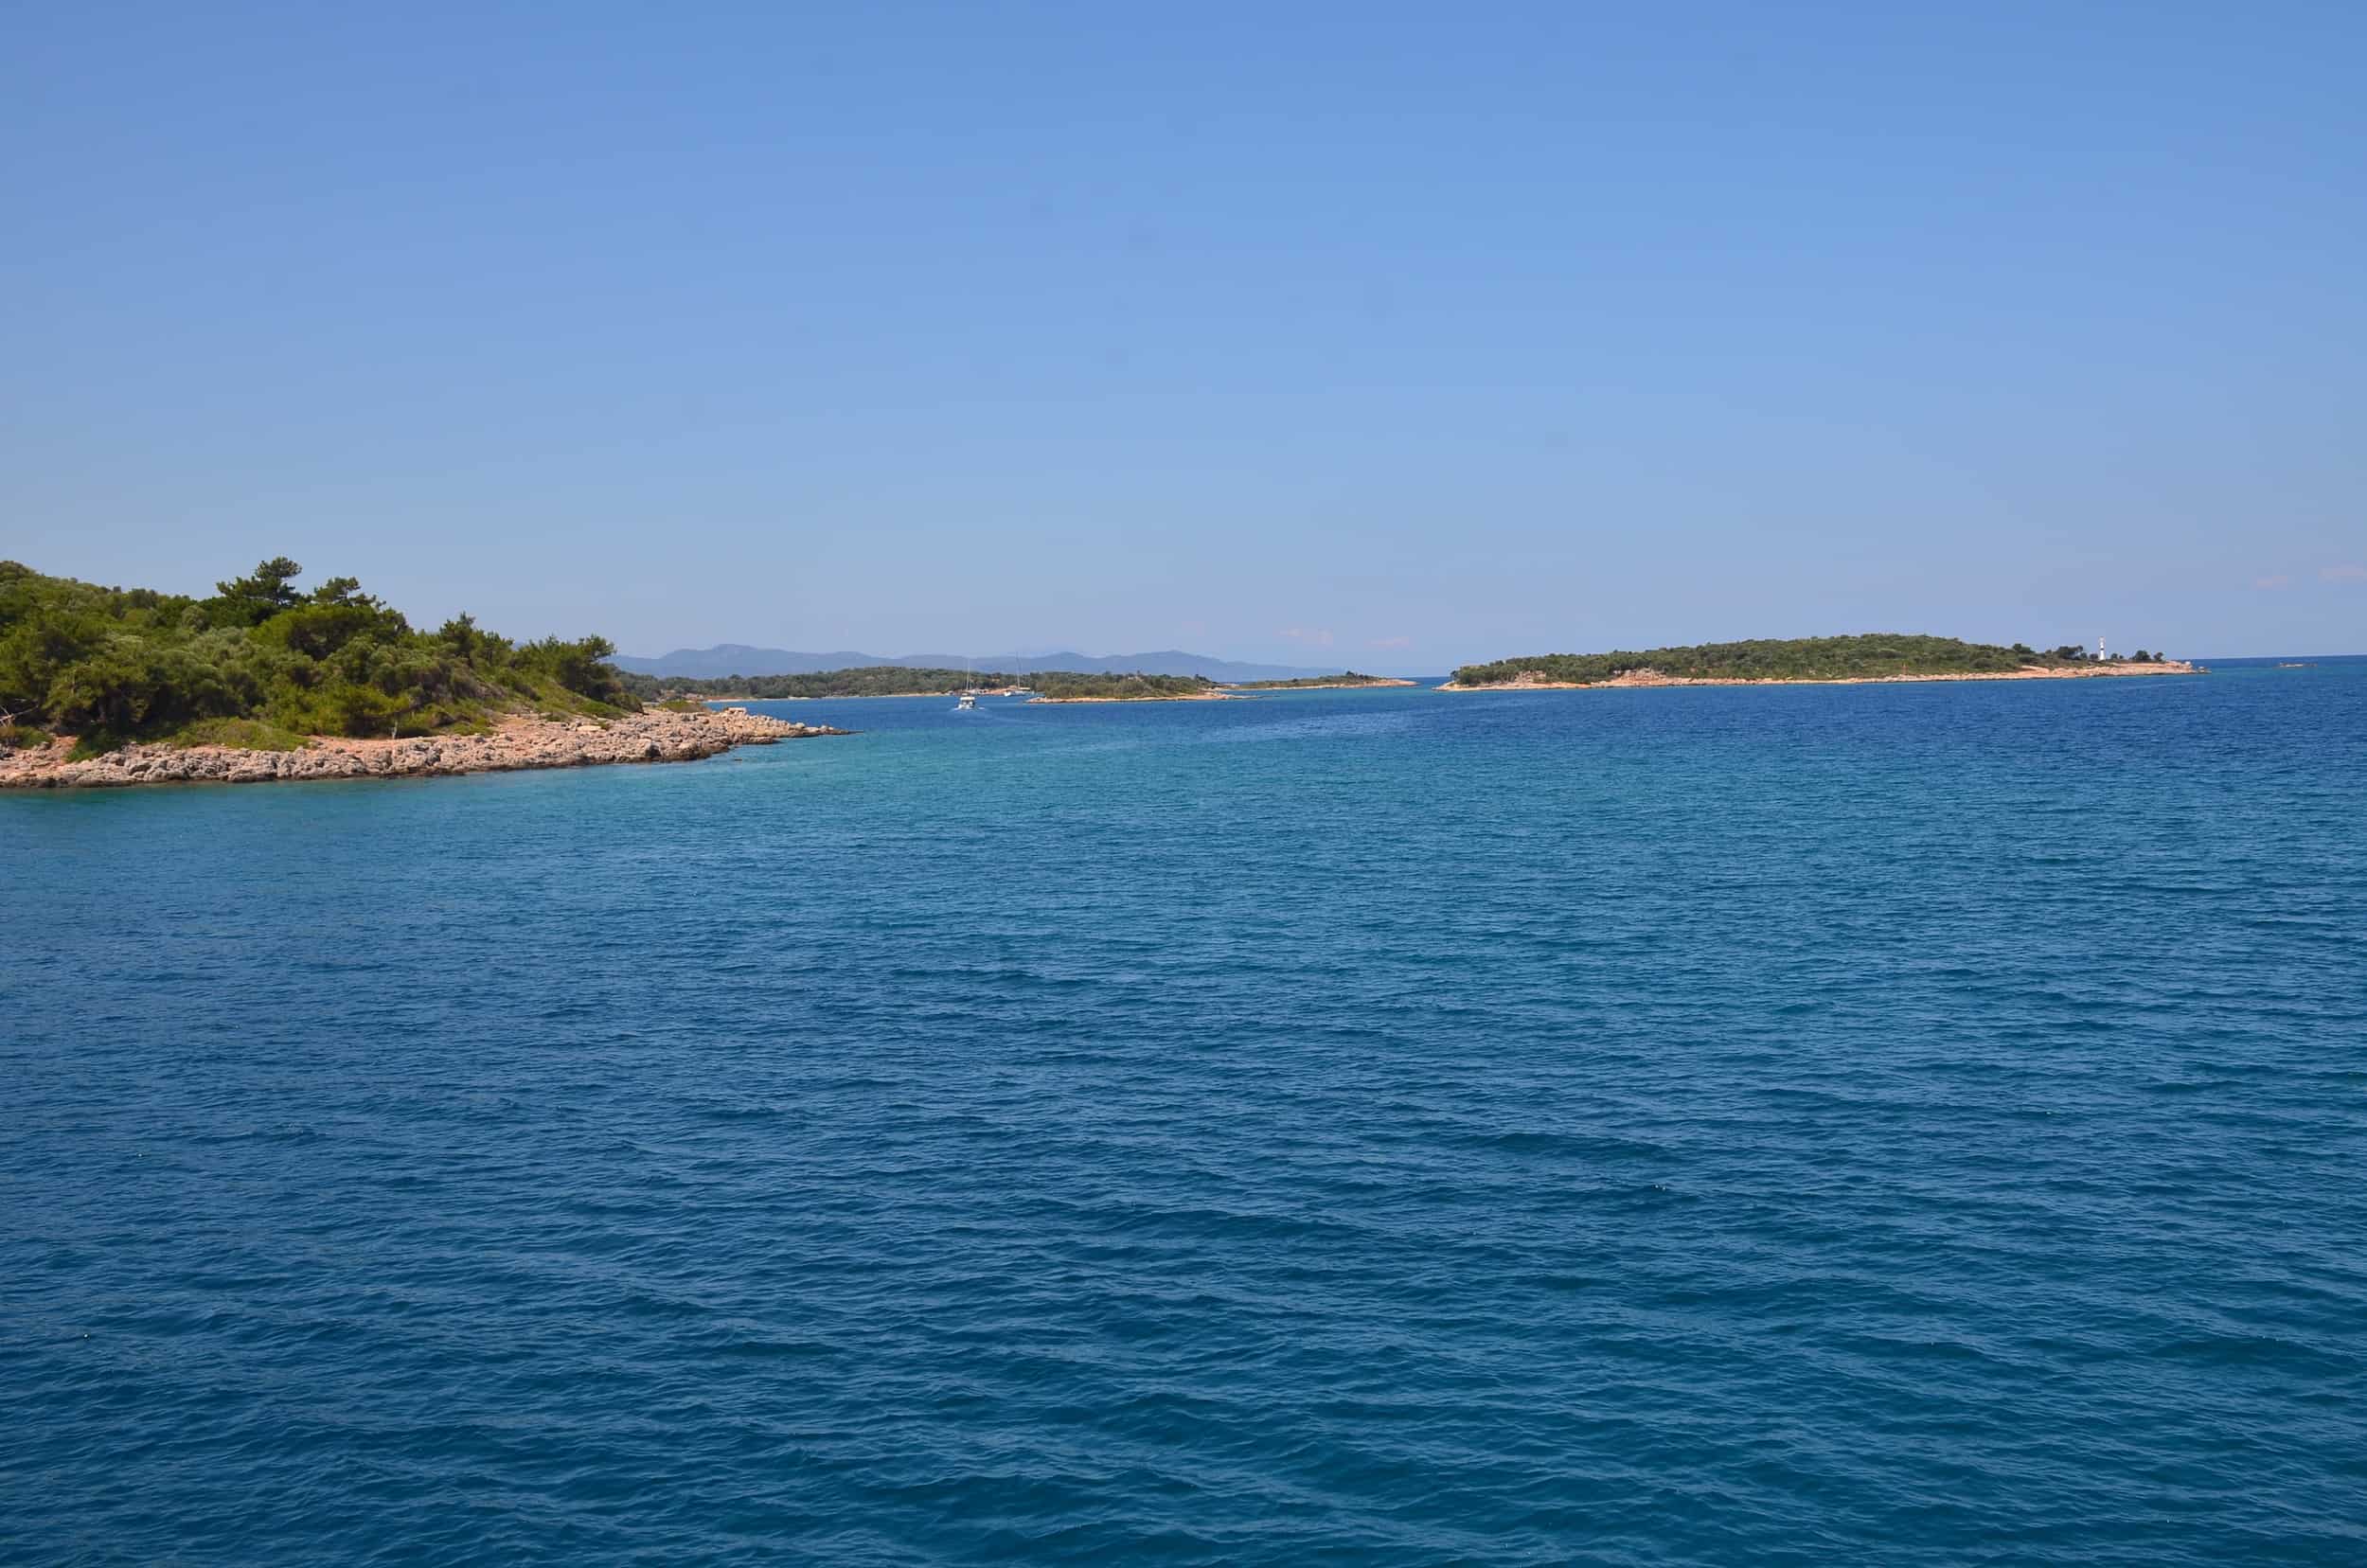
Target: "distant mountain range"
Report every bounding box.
[613,645,1344,683]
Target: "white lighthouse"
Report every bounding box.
[2097,634,2107,662]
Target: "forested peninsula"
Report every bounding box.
[0,559,838,788]
[1446,634,2198,689]
[1220,672,1417,690]
[622,668,1226,702]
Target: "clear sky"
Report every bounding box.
[8,2,2361,668]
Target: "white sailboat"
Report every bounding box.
[954,656,979,711]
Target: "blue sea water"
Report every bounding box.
[5,660,2365,1565]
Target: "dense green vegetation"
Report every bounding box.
[1450,633,2166,687]
[0,559,636,751]
[1026,672,1216,700]
[619,667,1218,701]
[1223,671,1407,689]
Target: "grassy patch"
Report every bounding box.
[169,717,312,752]
[0,722,54,751]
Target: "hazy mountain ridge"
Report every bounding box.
[614,646,1342,682]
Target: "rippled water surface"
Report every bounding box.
[7,662,2365,1565]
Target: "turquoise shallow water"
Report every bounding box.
[5,661,2364,1564]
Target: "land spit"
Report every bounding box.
[1025,690,1241,703]
[1438,661,2202,691]
[0,706,844,791]
[1217,679,1420,692]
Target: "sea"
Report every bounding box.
[5,658,2363,1565]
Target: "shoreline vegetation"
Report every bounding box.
[624,667,1233,703]
[1443,634,2202,690]
[1219,672,1418,690]
[0,559,844,790]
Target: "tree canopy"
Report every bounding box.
[1,559,634,750]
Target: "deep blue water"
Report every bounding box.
[6,661,2365,1565]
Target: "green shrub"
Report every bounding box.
[169,718,310,752]
[67,728,132,759]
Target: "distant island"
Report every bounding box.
[1445,634,2200,690]
[0,558,840,789]
[614,644,1339,683]
[1220,672,1418,690]
[623,668,1231,703]
[1024,673,1231,703]
[624,667,1012,701]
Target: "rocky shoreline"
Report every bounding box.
[0,705,845,791]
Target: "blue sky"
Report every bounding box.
[7,2,2361,668]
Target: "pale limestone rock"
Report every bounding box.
[0,706,846,791]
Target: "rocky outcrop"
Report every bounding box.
[0,706,845,791]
